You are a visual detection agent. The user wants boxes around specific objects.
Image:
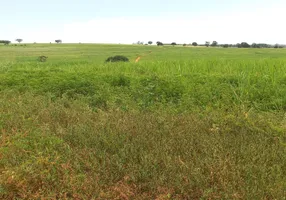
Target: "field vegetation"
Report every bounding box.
[0,44,286,199]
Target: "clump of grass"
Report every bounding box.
[110,75,131,87]
[132,76,185,108]
[38,56,48,62]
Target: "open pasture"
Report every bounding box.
[0,44,286,199]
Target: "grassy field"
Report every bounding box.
[0,44,286,199]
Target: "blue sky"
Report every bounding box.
[1,0,285,44]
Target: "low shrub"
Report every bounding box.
[105,55,129,62]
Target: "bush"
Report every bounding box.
[38,56,48,62]
[105,55,129,63]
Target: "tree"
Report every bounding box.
[183,43,187,46]
[55,40,62,44]
[205,41,210,47]
[240,42,250,48]
[148,41,153,45]
[136,41,144,45]
[0,40,11,45]
[251,43,259,48]
[222,44,229,48]
[211,41,218,47]
[171,42,177,46]
[274,44,280,48]
[16,39,23,43]
[156,41,163,46]
[192,42,198,46]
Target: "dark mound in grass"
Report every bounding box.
[105,55,129,63]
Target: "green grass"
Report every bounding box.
[0,44,286,199]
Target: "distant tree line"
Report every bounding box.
[219,42,284,48]
[137,41,285,48]
[0,40,11,45]
[1,38,284,48]
[198,41,284,48]
[0,39,63,45]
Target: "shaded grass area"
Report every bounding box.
[1,45,286,199]
[0,92,285,199]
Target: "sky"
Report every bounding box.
[1,0,285,44]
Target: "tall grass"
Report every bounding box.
[1,58,286,111]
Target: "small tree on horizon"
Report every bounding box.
[251,43,259,48]
[192,42,198,46]
[16,39,23,43]
[156,41,163,46]
[148,41,153,45]
[211,41,218,47]
[240,42,250,48]
[55,40,62,44]
[205,41,210,47]
[274,44,280,48]
[171,42,177,46]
